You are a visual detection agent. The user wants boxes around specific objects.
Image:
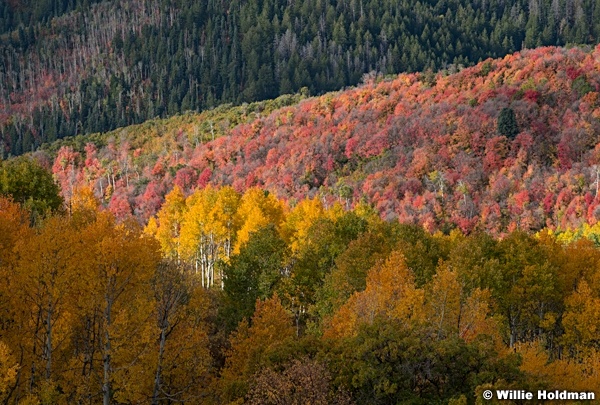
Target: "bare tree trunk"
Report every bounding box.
[152,328,167,405]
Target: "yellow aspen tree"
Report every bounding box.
[425,262,495,342]
[180,186,219,286]
[180,186,241,287]
[517,341,600,392]
[234,188,285,254]
[283,197,325,252]
[70,185,100,213]
[220,294,295,403]
[0,197,31,394]
[459,288,496,343]
[562,280,600,353]
[352,201,382,226]
[11,215,84,401]
[149,186,187,261]
[203,186,242,287]
[150,266,212,404]
[558,238,600,294]
[212,186,242,260]
[81,213,160,405]
[69,185,101,225]
[425,262,462,338]
[324,201,345,221]
[324,251,425,339]
[0,197,30,269]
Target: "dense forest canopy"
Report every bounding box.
[34,45,600,236]
[2,0,600,401]
[1,184,600,403]
[7,51,598,399]
[2,0,600,155]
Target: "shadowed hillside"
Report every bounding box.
[3,0,600,155]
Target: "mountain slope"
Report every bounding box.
[47,45,600,234]
[3,0,600,155]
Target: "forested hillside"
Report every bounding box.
[1,184,600,403]
[2,0,600,155]
[42,45,600,235]
[3,0,600,402]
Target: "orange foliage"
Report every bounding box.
[325,251,424,339]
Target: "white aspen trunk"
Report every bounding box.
[209,232,215,288]
[198,255,204,288]
[199,238,206,286]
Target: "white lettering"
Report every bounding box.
[495,390,534,400]
[538,391,596,401]
[497,390,510,400]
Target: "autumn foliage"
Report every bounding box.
[5,45,600,403]
[2,182,600,403]
[42,45,600,236]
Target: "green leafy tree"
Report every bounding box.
[0,158,62,217]
[221,225,288,331]
[328,318,525,404]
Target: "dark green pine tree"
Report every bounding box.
[497,107,519,139]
